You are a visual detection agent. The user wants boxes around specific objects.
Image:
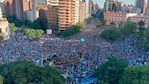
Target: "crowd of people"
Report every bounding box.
[0,27,149,84]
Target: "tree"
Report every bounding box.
[120,22,137,35]
[31,19,42,29]
[140,28,149,49]
[64,25,81,37]
[23,28,44,39]
[0,61,65,84]
[100,27,121,41]
[119,65,149,84]
[100,18,106,25]
[9,23,17,33]
[76,22,84,28]
[96,21,102,27]
[0,75,4,84]
[0,34,3,41]
[138,20,144,28]
[94,57,128,84]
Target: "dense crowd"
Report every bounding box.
[0,27,149,84]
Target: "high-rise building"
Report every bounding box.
[85,0,92,18]
[72,0,80,24]
[14,0,32,21]
[3,0,15,15]
[47,0,59,31]
[135,0,147,14]
[79,0,86,22]
[48,0,73,31]
[145,0,149,15]
[104,0,117,12]
[0,5,10,40]
[47,0,91,31]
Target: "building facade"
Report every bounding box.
[145,0,149,15]
[135,0,147,14]
[104,11,126,25]
[128,15,149,28]
[104,11,137,25]
[0,6,10,40]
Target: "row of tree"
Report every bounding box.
[6,15,47,31]
[94,57,149,84]
[0,61,65,84]
[100,22,137,41]
[22,28,44,40]
[64,24,81,37]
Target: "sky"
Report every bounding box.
[93,0,135,8]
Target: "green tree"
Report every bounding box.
[119,65,149,84]
[9,23,17,33]
[64,25,81,37]
[138,20,144,28]
[140,28,149,49]
[76,22,84,28]
[31,19,42,29]
[23,28,44,39]
[94,57,128,84]
[120,22,137,35]
[0,61,65,84]
[100,18,106,25]
[96,21,102,27]
[0,75,4,84]
[14,19,22,27]
[0,34,3,41]
[100,27,121,41]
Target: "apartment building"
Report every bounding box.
[104,11,127,25]
[0,6,10,40]
[128,15,149,28]
[104,11,137,25]
[48,0,73,31]
[79,0,86,22]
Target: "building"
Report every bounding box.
[48,0,73,31]
[79,0,86,23]
[104,11,137,25]
[85,0,92,18]
[135,0,147,14]
[116,2,125,12]
[14,0,32,21]
[145,0,149,15]
[0,6,10,40]
[128,15,149,28]
[104,11,127,25]
[104,0,118,12]
[72,0,80,24]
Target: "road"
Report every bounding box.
[81,18,108,34]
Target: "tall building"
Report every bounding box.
[3,0,15,15]
[104,0,117,12]
[145,0,149,15]
[47,0,59,31]
[0,5,10,40]
[14,0,32,21]
[48,0,73,31]
[135,0,147,14]
[72,0,80,24]
[85,0,92,18]
[79,0,86,22]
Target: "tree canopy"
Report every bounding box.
[94,57,128,84]
[0,61,65,84]
[64,25,81,37]
[119,65,149,84]
[120,22,137,35]
[100,27,121,41]
[23,28,44,40]
[9,23,17,33]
